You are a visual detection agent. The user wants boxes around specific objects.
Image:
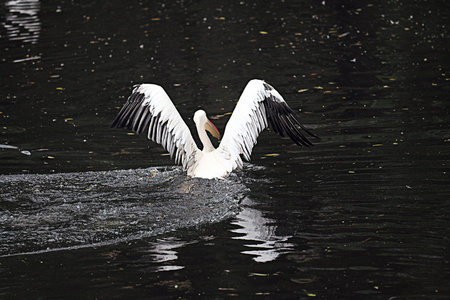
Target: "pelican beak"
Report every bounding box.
[205,119,220,139]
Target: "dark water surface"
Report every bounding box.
[1,0,449,298]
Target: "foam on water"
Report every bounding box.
[0,167,246,256]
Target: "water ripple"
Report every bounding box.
[0,167,246,257]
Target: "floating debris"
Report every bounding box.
[0,144,18,150]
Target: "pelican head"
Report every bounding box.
[193,110,220,139]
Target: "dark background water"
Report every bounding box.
[1,0,449,298]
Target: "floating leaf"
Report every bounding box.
[255,292,271,296]
[249,272,269,277]
[0,144,18,150]
[291,278,315,284]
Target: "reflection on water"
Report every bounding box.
[231,197,294,263]
[143,238,192,272]
[3,0,41,44]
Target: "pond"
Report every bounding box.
[1,0,449,298]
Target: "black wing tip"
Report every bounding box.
[110,121,118,129]
[263,82,273,91]
[287,117,319,147]
[306,129,320,140]
[263,93,318,147]
[110,91,148,134]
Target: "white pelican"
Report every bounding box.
[111,79,317,179]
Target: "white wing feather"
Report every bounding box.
[218,79,315,171]
[111,84,199,172]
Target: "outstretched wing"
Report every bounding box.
[111,84,199,171]
[218,79,316,169]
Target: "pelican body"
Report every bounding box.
[111,79,316,179]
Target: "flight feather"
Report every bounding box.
[110,84,198,171]
[218,79,316,170]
